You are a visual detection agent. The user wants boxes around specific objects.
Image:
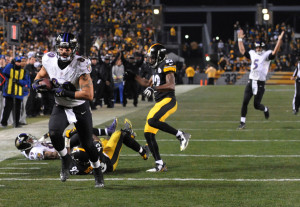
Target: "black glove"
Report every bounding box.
[11,59,15,65]
[32,79,47,92]
[143,86,155,98]
[52,87,75,98]
[124,70,136,79]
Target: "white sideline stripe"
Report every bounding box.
[0,185,5,187]
[0,173,29,175]
[121,154,300,158]
[134,128,300,131]
[136,139,300,142]
[2,178,300,182]
[0,167,40,170]
[9,163,49,165]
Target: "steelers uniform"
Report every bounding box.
[144,59,178,135]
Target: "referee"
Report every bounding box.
[292,62,300,115]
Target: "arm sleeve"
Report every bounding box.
[244,51,250,59]
[268,53,276,60]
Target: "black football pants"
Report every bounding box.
[241,80,265,117]
[48,101,99,162]
[293,79,300,112]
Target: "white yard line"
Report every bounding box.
[122,154,300,158]
[136,139,300,142]
[0,173,29,175]
[0,167,40,170]
[9,163,49,165]
[1,178,300,182]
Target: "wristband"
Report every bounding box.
[238,38,243,42]
[64,90,75,99]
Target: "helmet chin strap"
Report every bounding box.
[58,55,72,62]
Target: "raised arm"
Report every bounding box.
[272,31,284,56]
[237,29,246,56]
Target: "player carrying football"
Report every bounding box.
[32,33,104,188]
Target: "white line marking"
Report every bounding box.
[1,178,300,182]
[122,154,300,158]
[0,173,29,175]
[0,185,5,187]
[0,167,40,170]
[9,163,49,165]
[136,139,300,142]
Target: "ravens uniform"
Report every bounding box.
[237,29,284,129]
[133,43,191,172]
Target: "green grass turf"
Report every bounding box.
[1,85,300,207]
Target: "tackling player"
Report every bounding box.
[237,29,284,129]
[127,43,191,172]
[66,118,150,175]
[32,33,104,187]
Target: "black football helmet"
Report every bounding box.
[254,41,265,48]
[146,43,167,68]
[71,147,90,165]
[56,33,78,62]
[15,133,36,151]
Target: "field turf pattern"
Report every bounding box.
[1,85,300,207]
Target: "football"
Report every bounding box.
[39,78,53,91]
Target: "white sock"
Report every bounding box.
[241,117,246,123]
[58,148,68,157]
[139,147,143,153]
[176,130,183,137]
[91,160,100,168]
[264,107,268,112]
[155,160,163,165]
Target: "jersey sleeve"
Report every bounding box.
[28,147,45,160]
[42,52,56,72]
[76,56,92,76]
[163,59,176,73]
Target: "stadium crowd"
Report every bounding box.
[0,1,299,126]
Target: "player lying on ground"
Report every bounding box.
[65,118,150,175]
[14,120,118,161]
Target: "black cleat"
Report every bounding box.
[238,122,246,130]
[93,167,104,188]
[140,144,150,160]
[60,154,72,182]
[264,107,269,119]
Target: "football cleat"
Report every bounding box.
[177,132,191,151]
[107,117,118,135]
[293,109,298,115]
[140,144,150,160]
[93,167,104,188]
[146,162,167,172]
[60,154,72,182]
[123,118,136,138]
[264,107,269,119]
[238,122,246,130]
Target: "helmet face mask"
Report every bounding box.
[254,41,265,55]
[15,133,36,151]
[146,43,167,68]
[56,33,78,62]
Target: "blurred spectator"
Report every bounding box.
[205,63,217,85]
[112,58,124,104]
[185,65,195,84]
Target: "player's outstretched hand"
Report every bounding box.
[237,29,245,39]
[143,87,154,98]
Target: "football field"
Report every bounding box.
[1,85,300,207]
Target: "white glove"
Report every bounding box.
[143,87,154,98]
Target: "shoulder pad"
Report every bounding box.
[46,52,56,58]
[163,59,176,73]
[77,57,85,62]
[165,59,174,66]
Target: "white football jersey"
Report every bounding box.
[42,52,92,107]
[248,50,272,81]
[21,142,56,160]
